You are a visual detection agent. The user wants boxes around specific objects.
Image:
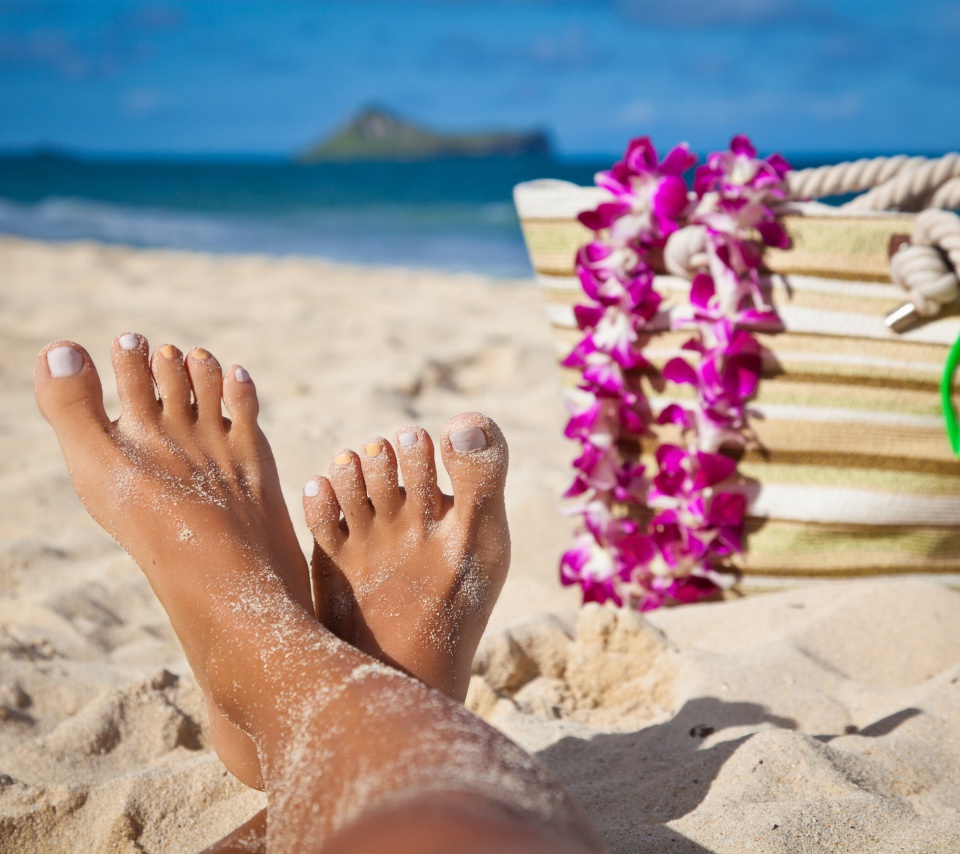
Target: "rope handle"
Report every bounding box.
[787,152,960,211]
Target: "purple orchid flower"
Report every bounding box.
[593,137,697,237]
[560,135,789,611]
[694,134,790,201]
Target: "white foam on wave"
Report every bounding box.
[0,195,532,278]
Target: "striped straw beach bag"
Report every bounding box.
[514,146,960,603]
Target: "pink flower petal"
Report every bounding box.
[757,219,790,249]
[624,136,658,172]
[730,134,757,158]
[657,403,691,428]
[574,304,604,330]
[690,272,716,309]
[663,357,697,386]
[693,451,736,488]
[659,143,697,176]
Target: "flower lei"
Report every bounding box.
[560,135,791,611]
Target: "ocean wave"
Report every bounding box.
[0,195,533,278]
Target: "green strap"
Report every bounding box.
[942,331,960,457]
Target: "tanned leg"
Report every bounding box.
[207,416,512,848]
[206,415,511,792]
[35,337,605,854]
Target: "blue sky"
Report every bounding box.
[2,0,958,157]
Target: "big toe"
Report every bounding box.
[439,412,508,510]
[35,341,111,452]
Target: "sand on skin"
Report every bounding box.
[1,236,959,852]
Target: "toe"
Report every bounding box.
[439,412,509,510]
[111,332,160,425]
[35,341,112,453]
[185,347,224,427]
[305,477,354,634]
[223,365,259,429]
[328,450,373,533]
[358,437,402,519]
[152,344,193,423]
[394,426,443,518]
[303,477,346,554]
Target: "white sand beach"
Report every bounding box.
[1,235,959,852]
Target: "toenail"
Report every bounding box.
[118,333,140,351]
[192,348,212,361]
[364,442,383,457]
[47,346,84,378]
[398,432,418,447]
[334,453,352,466]
[304,480,320,497]
[450,426,487,453]
[160,344,181,360]
[235,367,251,383]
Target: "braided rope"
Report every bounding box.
[787,152,960,211]
[890,209,960,316]
[930,177,960,211]
[843,153,960,211]
[786,155,927,201]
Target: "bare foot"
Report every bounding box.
[34,336,313,788]
[304,415,510,703]
[36,339,601,854]
[206,416,510,795]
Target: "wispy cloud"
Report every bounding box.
[0,30,123,79]
[119,87,163,117]
[426,24,603,73]
[614,0,832,28]
[0,3,184,81]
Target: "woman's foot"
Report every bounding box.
[210,416,511,792]
[34,336,314,787]
[304,414,511,703]
[35,338,600,854]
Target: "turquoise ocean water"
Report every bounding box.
[0,152,910,278]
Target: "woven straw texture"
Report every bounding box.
[515,180,960,592]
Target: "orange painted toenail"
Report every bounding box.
[160,344,181,360]
[334,453,352,466]
[364,442,383,457]
[192,347,212,361]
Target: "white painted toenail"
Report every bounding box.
[398,432,418,447]
[304,480,320,497]
[235,367,251,383]
[450,427,487,453]
[118,333,139,351]
[47,347,84,378]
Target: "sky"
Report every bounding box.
[1,0,959,158]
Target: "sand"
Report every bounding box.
[1,235,958,852]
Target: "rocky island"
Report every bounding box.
[300,106,551,162]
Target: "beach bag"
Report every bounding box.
[514,142,960,608]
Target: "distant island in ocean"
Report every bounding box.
[300,106,552,162]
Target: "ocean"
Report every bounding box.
[0,151,912,279]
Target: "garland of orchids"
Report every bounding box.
[560,135,791,611]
